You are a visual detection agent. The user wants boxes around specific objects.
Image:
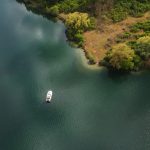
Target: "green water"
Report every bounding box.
[0,0,150,150]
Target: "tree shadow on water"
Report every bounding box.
[107,69,130,82]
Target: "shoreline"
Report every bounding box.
[75,48,103,70]
[16,0,100,67]
[16,0,150,72]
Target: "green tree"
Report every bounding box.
[103,43,140,71]
[65,12,95,33]
[135,36,150,60]
[65,12,95,46]
[46,5,59,16]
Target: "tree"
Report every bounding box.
[135,36,150,60]
[46,5,59,16]
[65,12,95,46]
[65,12,94,33]
[103,43,140,71]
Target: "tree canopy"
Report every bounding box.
[134,36,150,60]
[104,44,141,71]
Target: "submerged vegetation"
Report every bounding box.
[17,0,150,72]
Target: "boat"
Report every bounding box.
[46,90,52,103]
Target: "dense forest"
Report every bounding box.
[17,0,150,72]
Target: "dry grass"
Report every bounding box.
[83,11,150,63]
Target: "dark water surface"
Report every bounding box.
[0,0,150,150]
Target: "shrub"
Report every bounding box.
[65,12,94,33]
[130,20,150,33]
[65,12,95,46]
[129,1,150,17]
[74,33,84,47]
[108,0,150,22]
[134,36,150,60]
[46,5,59,16]
[58,0,80,13]
[103,43,141,71]
[109,6,128,22]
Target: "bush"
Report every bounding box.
[108,0,150,22]
[74,33,84,47]
[46,5,59,16]
[58,0,80,13]
[103,43,141,71]
[109,6,128,22]
[134,36,150,60]
[65,12,95,46]
[130,20,150,33]
[65,12,94,33]
[129,1,150,17]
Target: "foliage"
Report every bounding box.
[65,12,95,47]
[130,20,150,33]
[134,36,150,60]
[46,0,95,13]
[66,12,94,32]
[74,33,84,47]
[116,19,150,48]
[57,0,80,13]
[103,44,141,71]
[108,6,128,22]
[108,0,150,22]
[46,5,59,16]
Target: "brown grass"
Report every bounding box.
[83,11,150,63]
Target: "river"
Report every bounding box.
[0,0,150,150]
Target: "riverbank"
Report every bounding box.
[16,0,150,71]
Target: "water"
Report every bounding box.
[0,0,150,150]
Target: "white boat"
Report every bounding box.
[46,90,52,103]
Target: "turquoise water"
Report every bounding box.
[0,0,150,150]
